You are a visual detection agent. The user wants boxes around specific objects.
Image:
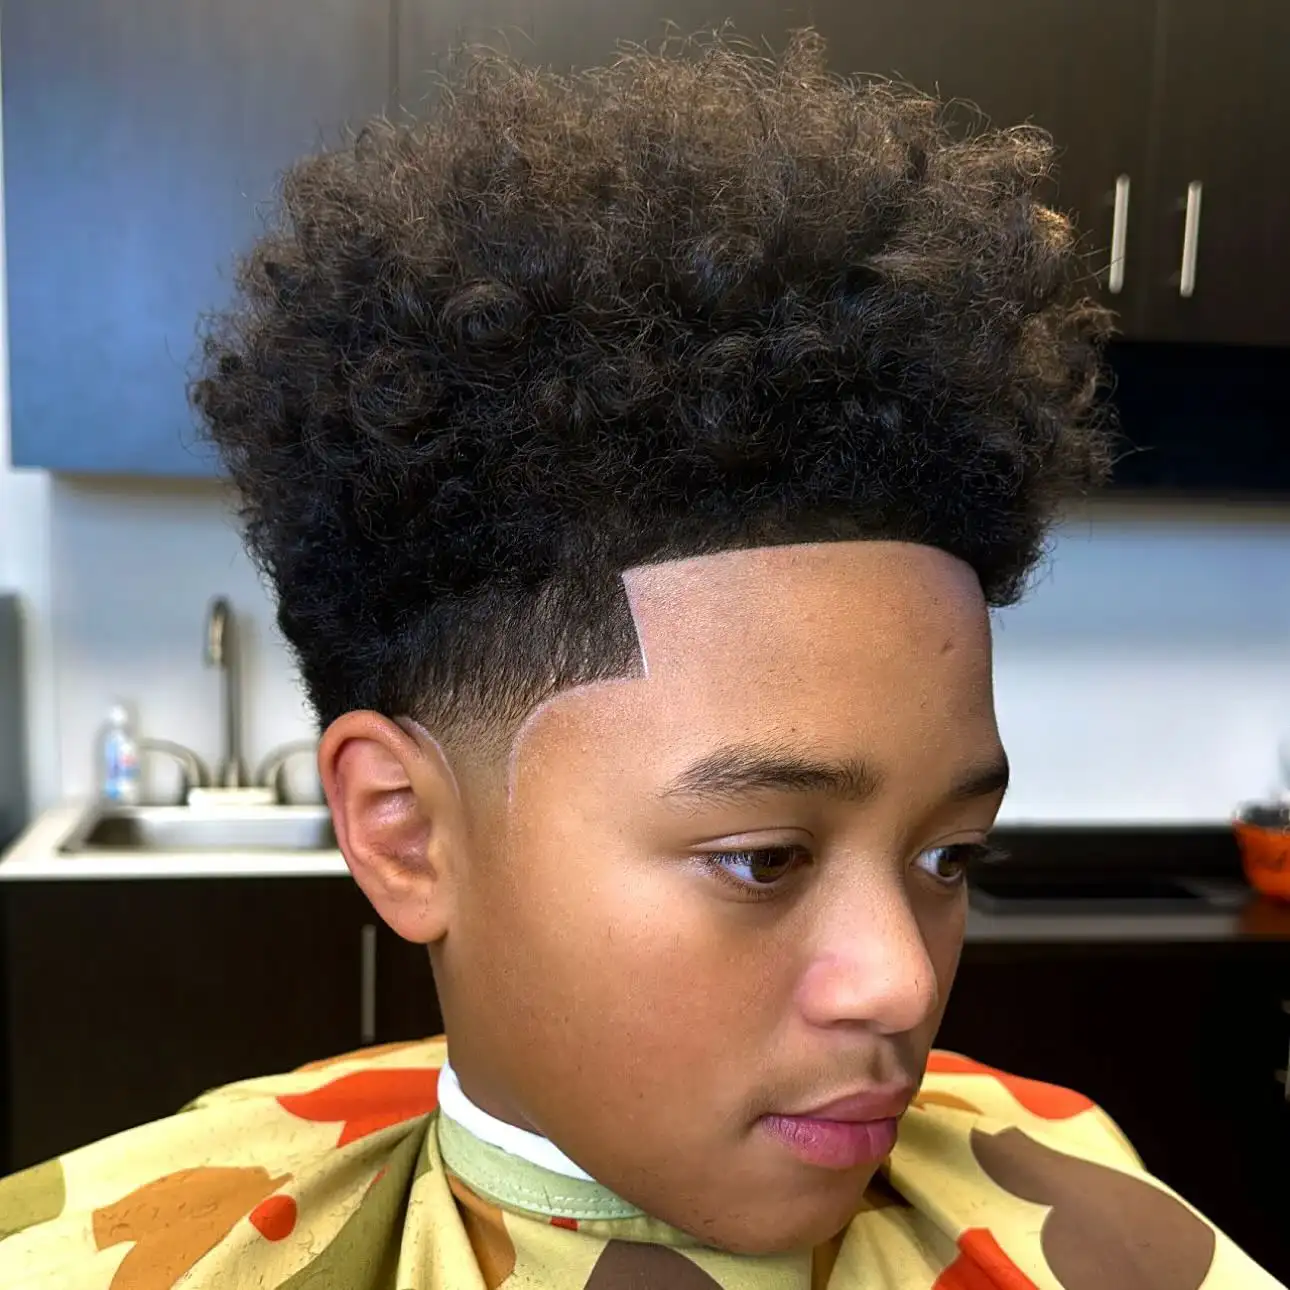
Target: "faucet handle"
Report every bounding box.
[255,740,320,806]
[139,739,212,806]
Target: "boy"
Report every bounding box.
[0,30,1280,1290]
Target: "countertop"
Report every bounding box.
[4,805,1290,945]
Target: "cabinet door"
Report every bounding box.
[1140,0,1290,345]
[372,922,444,1044]
[2,0,390,475]
[1,878,375,1172]
[815,0,1159,327]
[398,0,1157,325]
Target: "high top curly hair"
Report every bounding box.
[193,29,1112,759]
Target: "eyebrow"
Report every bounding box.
[658,742,1010,809]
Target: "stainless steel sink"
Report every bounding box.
[60,803,337,854]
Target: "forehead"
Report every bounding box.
[623,541,986,697]
[504,541,995,798]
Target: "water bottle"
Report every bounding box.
[99,703,141,805]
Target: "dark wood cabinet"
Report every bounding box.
[398,0,1156,311]
[814,0,1158,319]
[6,0,1290,475]
[0,878,441,1173]
[2,0,391,475]
[1136,0,1290,346]
[941,944,1290,1281]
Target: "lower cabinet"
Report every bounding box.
[0,878,441,1172]
[942,943,1290,1281]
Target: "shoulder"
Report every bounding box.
[914,1049,1143,1164]
[0,1037,449,1287]
[861,1050,1286,1289]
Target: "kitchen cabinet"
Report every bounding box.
[0,878,441,1172]
[812,0,1157,321]
[398,0,1155,316]
[7,2,1290,478]
[1,0,390,475]
[1134,0,1290,346]
[942,944,1290,1281]
[398,0,1290,353]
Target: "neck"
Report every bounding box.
[436,1060,595,1182]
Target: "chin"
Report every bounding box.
[676,1172,877,1255]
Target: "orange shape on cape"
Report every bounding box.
[249,1193,298,1242]
[277,1067,441,1146]
[933,1228,1042,1290]
[93,1165,288,1290]
[924,1053,1094,1120]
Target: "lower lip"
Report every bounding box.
[760,1113,900,1170]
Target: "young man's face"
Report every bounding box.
[430,540,1007,1254]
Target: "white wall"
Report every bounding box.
[21,480,1290,823]
[993,502,1290,820]
[46,478,317,804]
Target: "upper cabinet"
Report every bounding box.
[5,0,1290,474]
[400,0,1156,315]
[2,0,390,475]
[1135,0,1290,346]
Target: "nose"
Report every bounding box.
[793,882,942,1036]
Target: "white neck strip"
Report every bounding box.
[437,1060,595,1182]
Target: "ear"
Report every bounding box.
[317,710,464,944]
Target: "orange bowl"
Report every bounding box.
[1233,805,1290,901]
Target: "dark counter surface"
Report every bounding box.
[966,824,1290,946]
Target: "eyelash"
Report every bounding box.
[700,842,1007,900]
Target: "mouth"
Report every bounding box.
[758,1086,914,1171]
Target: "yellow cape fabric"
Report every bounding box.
[0,1039,1281,1289]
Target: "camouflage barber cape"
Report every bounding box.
[0,1038,1280,1289]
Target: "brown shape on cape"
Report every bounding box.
[584,1239,724,1288]
[970,1127,1216,1290]
[446,1172,518,1289]
[93,1165,289,1290]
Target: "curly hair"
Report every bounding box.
[193,29,1112,758]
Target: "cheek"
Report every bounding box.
[468,833,782,1085]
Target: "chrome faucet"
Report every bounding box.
[204,596,249,789]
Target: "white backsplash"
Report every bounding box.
[46,477,318,805]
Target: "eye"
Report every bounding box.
[913,842,1000,888]
[701,846,810,896]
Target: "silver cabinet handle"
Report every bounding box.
[1179,181,1203,298]
[360,923,377,1045]
[1108,174,1131,295]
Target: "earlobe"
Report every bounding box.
[318,711,458,943]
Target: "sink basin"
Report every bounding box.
[59,804,337,854]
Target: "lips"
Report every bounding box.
[758,1084,916,1170]
[789,1085,916,1123]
